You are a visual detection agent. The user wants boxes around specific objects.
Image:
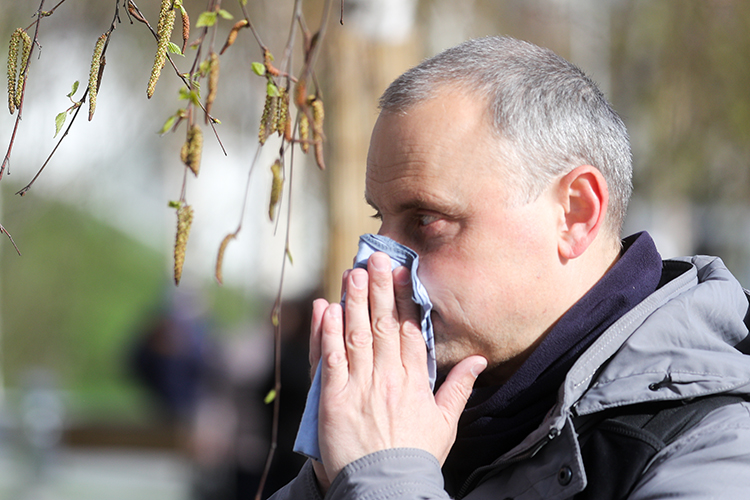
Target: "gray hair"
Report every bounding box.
[379,36,632,238]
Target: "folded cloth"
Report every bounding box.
[292,234,436,461]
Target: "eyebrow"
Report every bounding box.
[365,191,460,218]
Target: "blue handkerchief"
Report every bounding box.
[292,234,436,461]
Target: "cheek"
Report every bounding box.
[418,253,483,319]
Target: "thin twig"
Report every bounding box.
[128,0,227,155]
[238,1,265,49]
[15,89,87,196]
[0,223,21,256]
[15,0,121,195]
[255,151,296,500]
[1,0,48,179]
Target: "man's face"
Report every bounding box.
[365,90,566,384]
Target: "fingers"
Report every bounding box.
[320,302,349,392]
[434,356,487,425]
[309,298,329,376]
[319,253,424,390]
[368,253,402,369]
[392,265,425,374]
[342,268,374,381]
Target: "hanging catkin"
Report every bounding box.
[88,33,107,121]
[7,29,21,114]
[173,203,194,285]
[147,0,176,98]
[180,124,203,176]
[13,29,31,111]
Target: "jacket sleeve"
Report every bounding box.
[629,401,750,500]
[267,460,325,500]
[268,449,451,500]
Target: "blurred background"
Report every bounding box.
[1,0,749,498]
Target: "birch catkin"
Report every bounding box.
[173,203,194,285]
[88,33,107,121]
[180,7,190,53]
[259,94,277,145]
[268,160,283,221]
[147,0,176,98]
[311,97,326,169]
[220,19,248,55]
[298,112,310,153]
[215,233,236,284]
[14,29,31,111]
[180,124,203,176]
[7,29,21,114]
[205,52,219,117]
[276,87,289,137]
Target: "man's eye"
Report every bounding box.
[418,214,440,226]
[371,211,383,221]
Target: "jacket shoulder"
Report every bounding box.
[629,401,750,500]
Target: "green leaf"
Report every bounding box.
[178,86,200,105]
[54,112,67,138]
[266,81,280,97]
[199,59,211,77]
[168,200,181,209]
[264,389,276,404]
[67,81,80,98]
[218,9,233,20]
[251,62,265,76]
[167,42,183,56]
[240,0,248,6]
[158,115,177,135]
[195,11,217,27]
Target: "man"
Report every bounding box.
[270,36,750,499]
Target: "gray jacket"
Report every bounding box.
[270,256,750,500]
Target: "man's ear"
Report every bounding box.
[556,165,608,260]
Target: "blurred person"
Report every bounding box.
[130,292,217,422]
[269,36,750,500]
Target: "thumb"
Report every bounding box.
[434,355,487,423]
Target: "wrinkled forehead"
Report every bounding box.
[367,97,520,203]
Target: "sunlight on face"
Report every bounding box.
[365,89,565,385]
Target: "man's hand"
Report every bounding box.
[308,252,487,487]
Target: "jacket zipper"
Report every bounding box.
[455,427,560,499]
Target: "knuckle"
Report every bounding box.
[325,350,346,368]
[348,326,372,348]
[373,315,399,335]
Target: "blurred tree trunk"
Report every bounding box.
[317,2,420,301]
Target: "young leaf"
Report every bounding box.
[218,9,234,20]
[195,11,217,28]
[240,0,248,6]
[264,389,276,404]
[167,42,183,55]
[158,114,177,134]
[266,81,280,97]
[251,62,265,76]
[67,81,80,98]
[199,58,211,76]
[54,112,67,138]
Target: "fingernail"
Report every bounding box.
[351,270,367,289]
[394,266,410,285]
[370,252,390,271]
[471,359,488,378]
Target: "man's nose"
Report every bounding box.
[376,227,411,250]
